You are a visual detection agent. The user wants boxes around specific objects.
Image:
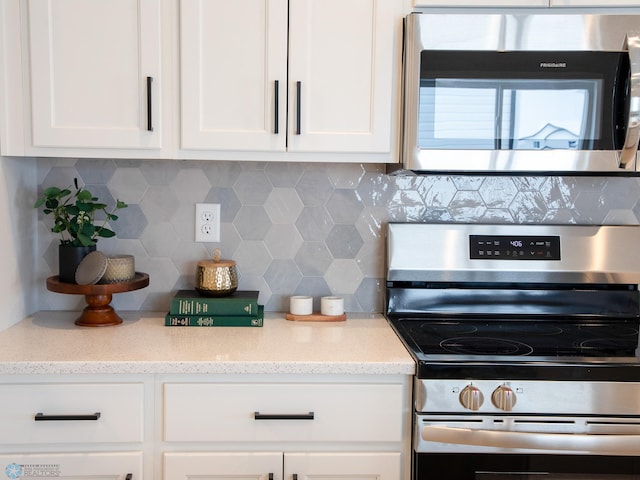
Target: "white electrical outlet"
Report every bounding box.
[195,203,221,242]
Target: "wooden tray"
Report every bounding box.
[285,312,346,322]
[46,273,149,327]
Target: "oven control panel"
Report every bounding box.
[469,235,561,260]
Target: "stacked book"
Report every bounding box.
[165,290,263,327]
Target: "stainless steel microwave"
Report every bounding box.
[399,13,640,175]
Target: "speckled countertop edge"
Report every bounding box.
[0,311,416,376]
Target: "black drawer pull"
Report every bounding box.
[269,474,273,480]
[146,76,153,132]
[35,412,101,421]
[274,80,280,134]
[254,411,314,421]
[125,474,133,480]
[295,81,301,135]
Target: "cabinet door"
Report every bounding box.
[287,0,402,153]
[180,0,288,151]
[28,0,162,149]
[284,452,401,480]
[0,452,142,479]
[163,452,282,480]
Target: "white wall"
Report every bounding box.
[0,156,37,331]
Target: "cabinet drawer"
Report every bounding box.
[0,383,144,444]
[164,383,403,442]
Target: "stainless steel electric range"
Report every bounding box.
[385,223,640,480]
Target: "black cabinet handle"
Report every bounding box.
[293,475,298,480]
[254,411,314,421]
[146,76,153,132]
[269,474,273,480]
[35,412,101,421]
[274,80,279,134]
[296,81,301,135]
[125,475,133,480]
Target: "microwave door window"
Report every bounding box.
[417,78,603,151]
[508,80,601,151]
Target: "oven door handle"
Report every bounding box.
[620,32,640,169]
[421,425,640,455]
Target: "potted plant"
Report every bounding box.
[34,178,127,283]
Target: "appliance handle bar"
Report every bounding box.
[620,32,640,169]
[422,425,640,455]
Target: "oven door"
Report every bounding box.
[415,415,640,479]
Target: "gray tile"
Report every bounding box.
[326,225,363,259]
[295,241,333,276]
[234,240,273,277]
[295,206,334,241]
[233,169,273,205]
[204,187,242,223]
[327,163,365,188]
[75,158,117,184]
[264,259,303,294]
[324,259,364,295]
[452,176,484,190]
[107,168,149,205]
[140,185,180,224]
[264,188,304,224]
[388,189,426,221]
[139,221,179,257]
[355,240,385,278]
[295,168,334,206]
[326,189,365,224]
[479,177,518,209]
[266,162,305,187]
[354,277,385,313]
[509,191,548,223]
[416,175,457,208]
[235,206,271,240]
[202,161,243,187]
[113,203,148,240]
[264,224,303,259]
[355,206,388,243]
[357,172,396,207]
[171,168,213,205]
[140,159,181,186]
[449,191,487,221]
[538,177,579,210]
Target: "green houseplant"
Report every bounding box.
[35,178,127,282]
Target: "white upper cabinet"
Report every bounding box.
[1,0,406,161]
[287,0,399,154]
[180,0,288,152]
[179,0,405,161]
[27,0,163,151]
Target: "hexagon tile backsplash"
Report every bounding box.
[36,159,640,313]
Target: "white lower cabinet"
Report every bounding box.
[0,452,142,479]
[0,378,150,480]
[164,451,400,480]
[160,377,411,480]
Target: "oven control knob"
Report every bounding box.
[492,385,517,411]
[459,385,484,410]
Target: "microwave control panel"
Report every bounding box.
[469,235,561,260]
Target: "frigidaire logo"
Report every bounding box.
[540,62,567,68]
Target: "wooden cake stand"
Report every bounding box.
[46,273,149,327]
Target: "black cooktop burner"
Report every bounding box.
[392,318,640,358]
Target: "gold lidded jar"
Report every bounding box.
[195,248,238,297]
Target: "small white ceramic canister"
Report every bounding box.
[321,296,344,316]
[290,295,313,315]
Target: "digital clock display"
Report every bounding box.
[469,235,561,260]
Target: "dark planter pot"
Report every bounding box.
[58,245,96,283]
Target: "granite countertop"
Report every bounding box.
[0,311,415,376]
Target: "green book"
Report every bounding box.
[170,290,259,316]
[165,306,264,327]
